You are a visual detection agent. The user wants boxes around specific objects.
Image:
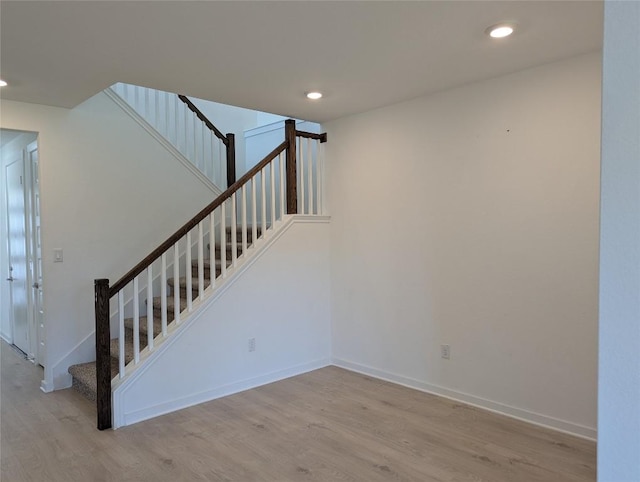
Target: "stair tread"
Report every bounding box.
[152,295,188,312]
[69,223,271,403]
[123,315,164,337]
[167,276,212,291]
[68,358,119,402]
[110,336,137,366]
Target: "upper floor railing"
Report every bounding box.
[110,83,236,188]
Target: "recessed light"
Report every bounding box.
[306,92,323,100]
[0,80,7,87]
[486,24,514,39]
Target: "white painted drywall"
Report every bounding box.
[326,52,601,438]
[115,218,331,427]
[0,131,38,343]
[0,93,217,389]
[598,1,640,479]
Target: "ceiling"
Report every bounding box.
[0,1,603,123]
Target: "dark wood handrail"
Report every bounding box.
[109,140,288,297]
[177,95,228,145]
[296,130,328,143]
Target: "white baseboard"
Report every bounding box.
[1,331,12,344]
[40,379,55,393]
[119,358,331,428]
[332,357,597,441]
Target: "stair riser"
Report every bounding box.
[71,377,97,403]
[190,266,222,279]
[223,230,260,244]
[214,244,244,257]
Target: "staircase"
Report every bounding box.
[71,115,325,430]
[68,226,261,401]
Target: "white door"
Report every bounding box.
[26,141,44,364]
[5,158,30,355]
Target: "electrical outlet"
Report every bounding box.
[248,337,256,352]
[441,344,451,360]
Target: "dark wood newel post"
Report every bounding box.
[285,119,297,214]
[226,133,236,188]
[94,278,112,430]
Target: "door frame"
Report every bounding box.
[3,133,43,365]
[25,140,44,366]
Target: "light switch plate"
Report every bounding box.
[54,249,63,263]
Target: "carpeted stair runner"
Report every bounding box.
[68,225,262,403]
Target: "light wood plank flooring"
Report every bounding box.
[1,342,595,481]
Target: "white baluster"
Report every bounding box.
[261,168,267,236]
[251,178,257,246]
[133,276,140,364]
[307,138,313,214]
[270,161,276,228]
[135,86,141,113]
[144,88,150,120]
[219,143,224,189]
[165,92,171,143]
[280,152,285,219]
[118,291,125,378]
[147,265,153,351]
[184,103,188,160]
[155,90,160,132]
[200,123,205,173]
[241,185,248,254]
[210,134,215,184]
[174,241,181,324]
[174,96,180,152]
[198,221,204,300]
[231,193,237,267]
[210,211,216,288]
[220,202,227,278]
[161,253,167,336]
[194,114,198,171]
[186,230,192,312]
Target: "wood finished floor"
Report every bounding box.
[1,343,595,481]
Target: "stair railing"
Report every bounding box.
[110,83,235,188]
[94,119,326,430]
[177,95,236,187]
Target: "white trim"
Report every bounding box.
[332,357,597,441]
[244,119,318,139]
[103,89,223,195]
[112,215,330,427]
[118,358,331,428]
[0,331,12,344]
[49,330,95,390]
[40,379,54,393]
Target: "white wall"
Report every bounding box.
[114,218,331,427]
[0,93,217,390]
[0,130,38,343]
[326,52,601,438]
[598,1,640,480]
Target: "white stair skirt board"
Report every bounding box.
[332,358,597,441]
[103,89,223,195]
[50,331,96,390]
[112,216,331,428]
